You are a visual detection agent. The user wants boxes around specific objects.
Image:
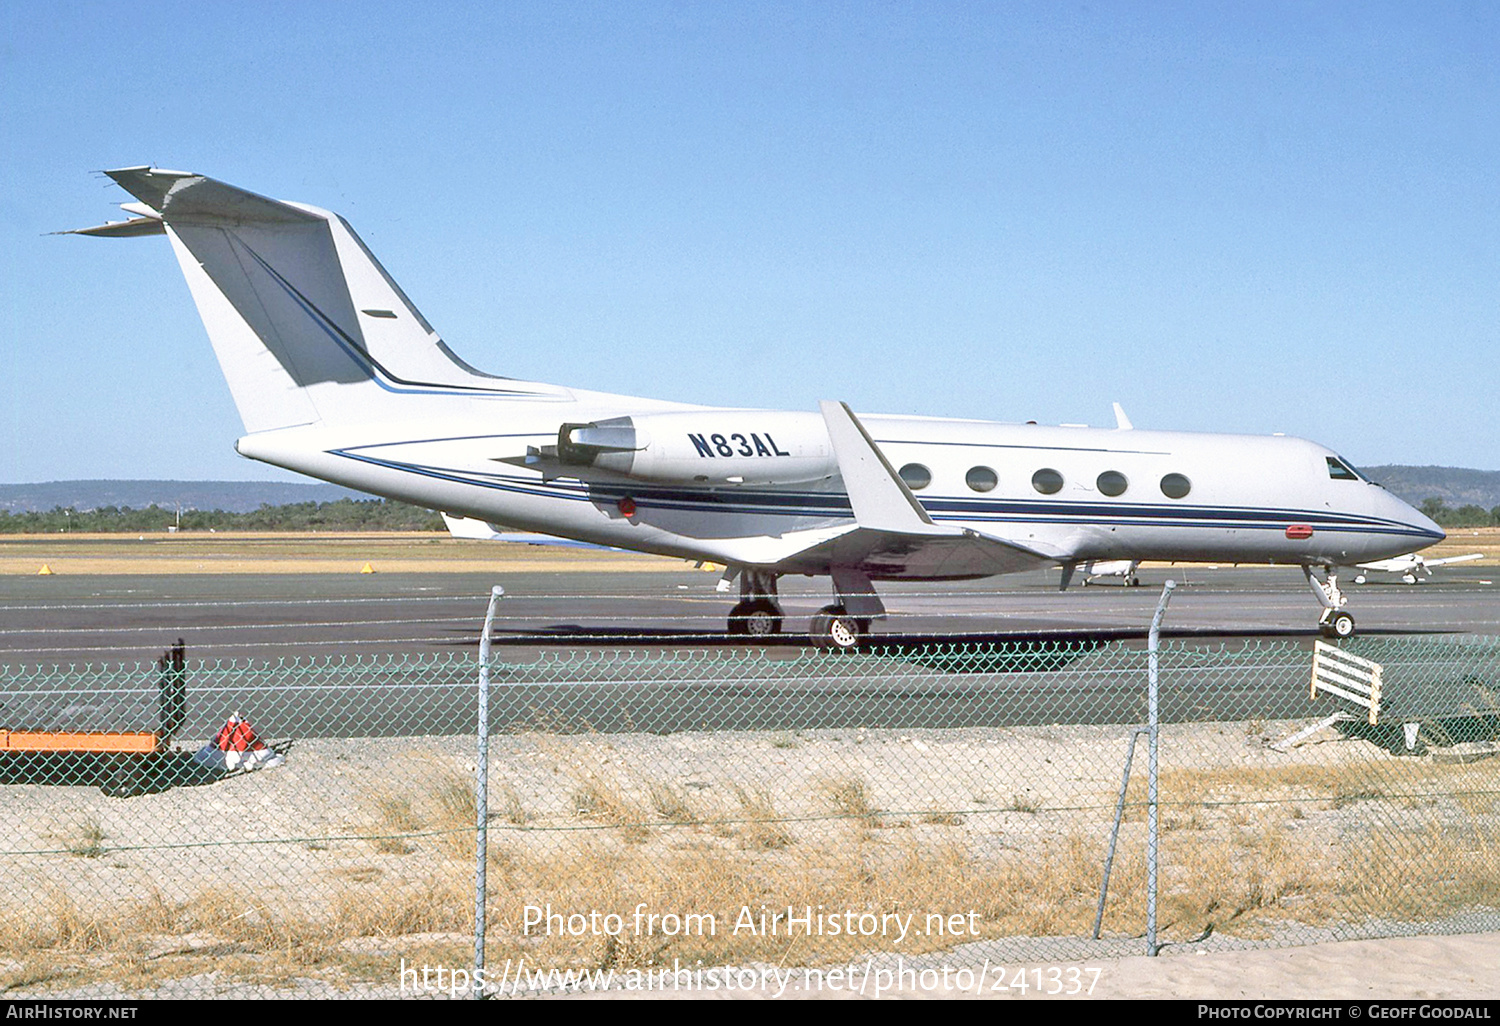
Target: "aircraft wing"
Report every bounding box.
[747,402,1068,578]
[1423,553,1485,568]
[767,523,1061,578]
[1356,552,1484,573]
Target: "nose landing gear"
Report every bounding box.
[1304,565,1356,638]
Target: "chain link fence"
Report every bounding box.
[1,623,1498,997]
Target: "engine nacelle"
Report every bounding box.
[545,410,837,486]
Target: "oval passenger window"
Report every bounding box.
[1097,471,1128,497]
[966,466,998,492]
[898,463,932,491]
[1160,473,1192,499]
[1032,468,1064,495]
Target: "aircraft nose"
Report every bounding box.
[1399,496,1445,542]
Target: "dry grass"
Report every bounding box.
[1007,793,1043,814]
[355,769,486,857]
[494,781,530,826]
[919,811,967,826]
[730,785,794,850]
[56,816,107,859]
[5,795,1499,993]
[432,774,479,859]
[363,792,421,855]
[6,731,1500,994]
[647,781,701,825]
[0,532,687,576]
[820,776,882,825]
[568,771,652,844]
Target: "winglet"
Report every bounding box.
[1112,402,1133,430]
[819,400,940,533]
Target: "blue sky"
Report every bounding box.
[3,1,1497,482]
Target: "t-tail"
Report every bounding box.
[67,167,566,434]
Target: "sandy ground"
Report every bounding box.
[0,532,697,575]
[10,935,1499,1000]
[4,721,1498,1001]
[550,933,1500,1000]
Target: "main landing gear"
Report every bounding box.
[726,569,784,638]
[808,605,869,651]
[721,567,885,650]
[1304,565,1356,639]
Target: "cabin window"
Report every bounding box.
[1031,468,1064,495]
[1097,470,1128,497]
[966,466,998,492]
[1160,473,1192,499]
[899,463,932,491]
[1327,456,1361,481]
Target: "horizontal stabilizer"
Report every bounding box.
[63,216,165,238]
[102,167,322,225]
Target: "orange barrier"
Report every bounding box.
[0,730,160,754]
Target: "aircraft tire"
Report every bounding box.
[1327,611,1356,639]
[810,604,863,651]
[728,599,782,637]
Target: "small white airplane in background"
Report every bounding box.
[440,512,601,547]
[70,168,1447,645]
[1352,552,1484,585]
[1080,560,1142,586]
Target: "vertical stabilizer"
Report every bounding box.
[69,168,565,433]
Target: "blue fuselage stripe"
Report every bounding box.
[329,448,1440,541]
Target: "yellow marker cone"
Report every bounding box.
[37,564,54,575]
[359,562,376,574]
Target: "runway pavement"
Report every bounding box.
[1,565,1496,737]
[1,564,1496,665]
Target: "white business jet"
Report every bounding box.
[70,168,1445,646]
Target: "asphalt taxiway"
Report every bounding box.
[2,564,1496,665]
[1,566,1496,738]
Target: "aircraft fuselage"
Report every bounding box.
[236,398,1442,577]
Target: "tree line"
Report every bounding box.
[1419,499,1500,528]
[0,499,445,533]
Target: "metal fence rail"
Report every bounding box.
[1,634,1497,997]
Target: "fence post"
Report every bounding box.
[1146,579,1176,956]
[474,585,504,999]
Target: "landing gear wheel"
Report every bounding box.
[728,598,782,637]
[810,604,865,651]
[1319,611,1356,639]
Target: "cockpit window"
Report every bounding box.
[1326,456,1361,481]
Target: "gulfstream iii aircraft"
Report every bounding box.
[70,168,1445,646]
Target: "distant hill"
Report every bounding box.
[1361,466,1500,511]
[0,480,367,514]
